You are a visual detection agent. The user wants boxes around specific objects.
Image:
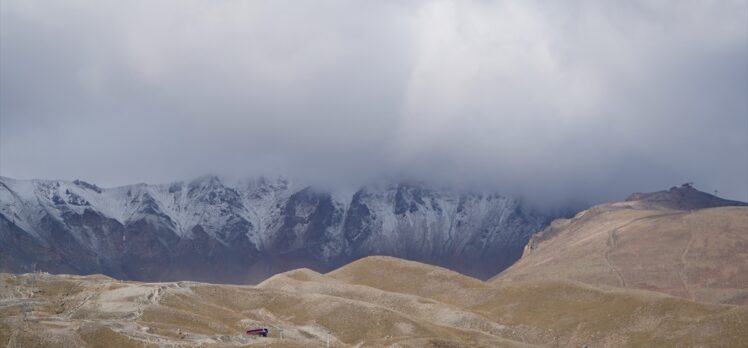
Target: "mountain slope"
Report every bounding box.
[327,256,496,308]
[0,176,556,283]
[493,184,748,305]
[3,256,747,347]
[625,183,748,210]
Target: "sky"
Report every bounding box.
[1,0,747,205]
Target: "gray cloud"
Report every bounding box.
[1,0,746,205]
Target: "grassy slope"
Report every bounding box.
[2,253,747,347]
[494,206,748,305]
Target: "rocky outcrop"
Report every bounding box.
[625,183,748,210]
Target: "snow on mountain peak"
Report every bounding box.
[0,175,558,282]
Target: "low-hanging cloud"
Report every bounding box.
[1,0,746,205]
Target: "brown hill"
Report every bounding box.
[326,256,496,307]
[0,271,529,347]
[625,183,748,210]
[3,254,748,347]
[493,187,748,305]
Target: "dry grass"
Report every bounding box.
[1,252,746,347]
[472,280,748,347]
[495,206,748,305]
[327,256,496,308]
[79,324,156,348]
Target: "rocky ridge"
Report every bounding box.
[0,176,555,283]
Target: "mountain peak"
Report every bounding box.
[72,179,103,193]
[188,174,223,188]
[0,174,554,283]
[625,183,747,210]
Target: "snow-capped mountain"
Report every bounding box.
[0,175,562,283]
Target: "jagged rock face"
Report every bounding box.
[341,184,545,276]
[0,176,558,282]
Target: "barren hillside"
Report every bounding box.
[493,186,748,305]
[2,255,747,347]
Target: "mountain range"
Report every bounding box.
[1,183,747,346]
[0,175,559,283]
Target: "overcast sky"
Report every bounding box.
[1,0,746,205]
